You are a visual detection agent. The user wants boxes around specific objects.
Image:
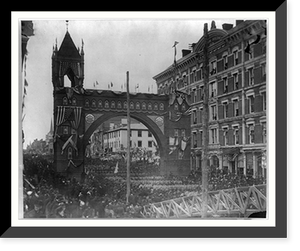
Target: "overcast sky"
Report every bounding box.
[22,19,235,147]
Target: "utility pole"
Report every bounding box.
[126,71,131,204]
[201,23,209,218]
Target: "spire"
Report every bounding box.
[81,39,84,55]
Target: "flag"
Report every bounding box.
[172,41,179,65]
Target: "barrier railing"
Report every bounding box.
[142,184,266,218]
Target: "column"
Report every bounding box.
[243,152,247,176]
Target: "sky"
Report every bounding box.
[22,18,235,147]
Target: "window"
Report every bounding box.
[223,77,228,93]
[117,101,121,109]
[92,99,96,107]
[223,101,229,118]
[262,92,267,111]
[130,102,134,109]
[248,125,255,144]
[190,71,194,84]
[192,110,197,124]
[199,131,203,146]
[233,73,238,90]
[192,131,197,148]
[233,127,239,145]
[210,105,217,121]
[209,82,217,98]
[159,103,164,110]
[148,131,152,137]
[223,55,228,69]
[210,60,217,75]
[223,129,228,146]
[136,102,140,109]
[248,68,254,85]
[174,103,179,110]
[148,141,152,148]
[72,98,76,106]
[181,129,186,138]
[148,103,152,110]
[104,100,109,108]
[142,102,146,110]
[138,141,142,147]
[63,97,68,105]
[233,50,239,65]
[210,128,218,144]
[233,99,239,116]
[262,123,267,143]
[154,103,158,110]
[138,130,142,137]
[248,95,255,113]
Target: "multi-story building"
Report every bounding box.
[153,20,267,178]
[103,118,157,153]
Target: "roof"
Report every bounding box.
[58,31,81,59]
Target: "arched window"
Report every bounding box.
[104,100,109,108]
[142,102,146,110]
[111,101,116,108]
[85,99,89,107]
[136,102,140,110]
[72,98,77,106]
[63,97,68,105]
[159,103,164,110]
[124,101,127,109]
[130,102,134,109]
[148,103,152,110]
[154,103,158,110]
[91,99,96,108]
[98,100,103,108]
[117,101,122,109]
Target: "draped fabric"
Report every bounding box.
[54,106,65,142]
[61,107,82,155]
[60,61,80,78]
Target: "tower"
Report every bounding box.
[52,30,84,89]
[52,27,85,178]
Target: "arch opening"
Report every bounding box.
[83,113,167,171]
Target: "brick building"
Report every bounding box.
[153,20,267,178]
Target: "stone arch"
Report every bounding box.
[83,112,167,157]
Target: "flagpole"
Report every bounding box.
[126,71,131,204]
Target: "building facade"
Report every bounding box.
[153,20,267,178]
[103,119,157,153]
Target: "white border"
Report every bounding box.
[11,11,276,228]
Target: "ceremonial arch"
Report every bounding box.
[52,30,191,178]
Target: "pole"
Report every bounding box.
[126,71,131,204]
[201,23,209,218]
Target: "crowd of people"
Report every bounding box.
[23,154,266,219]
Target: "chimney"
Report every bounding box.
[222,23,233,31]
[182,49,191,57]
[210,20,216,30]
[236,20,244,26]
